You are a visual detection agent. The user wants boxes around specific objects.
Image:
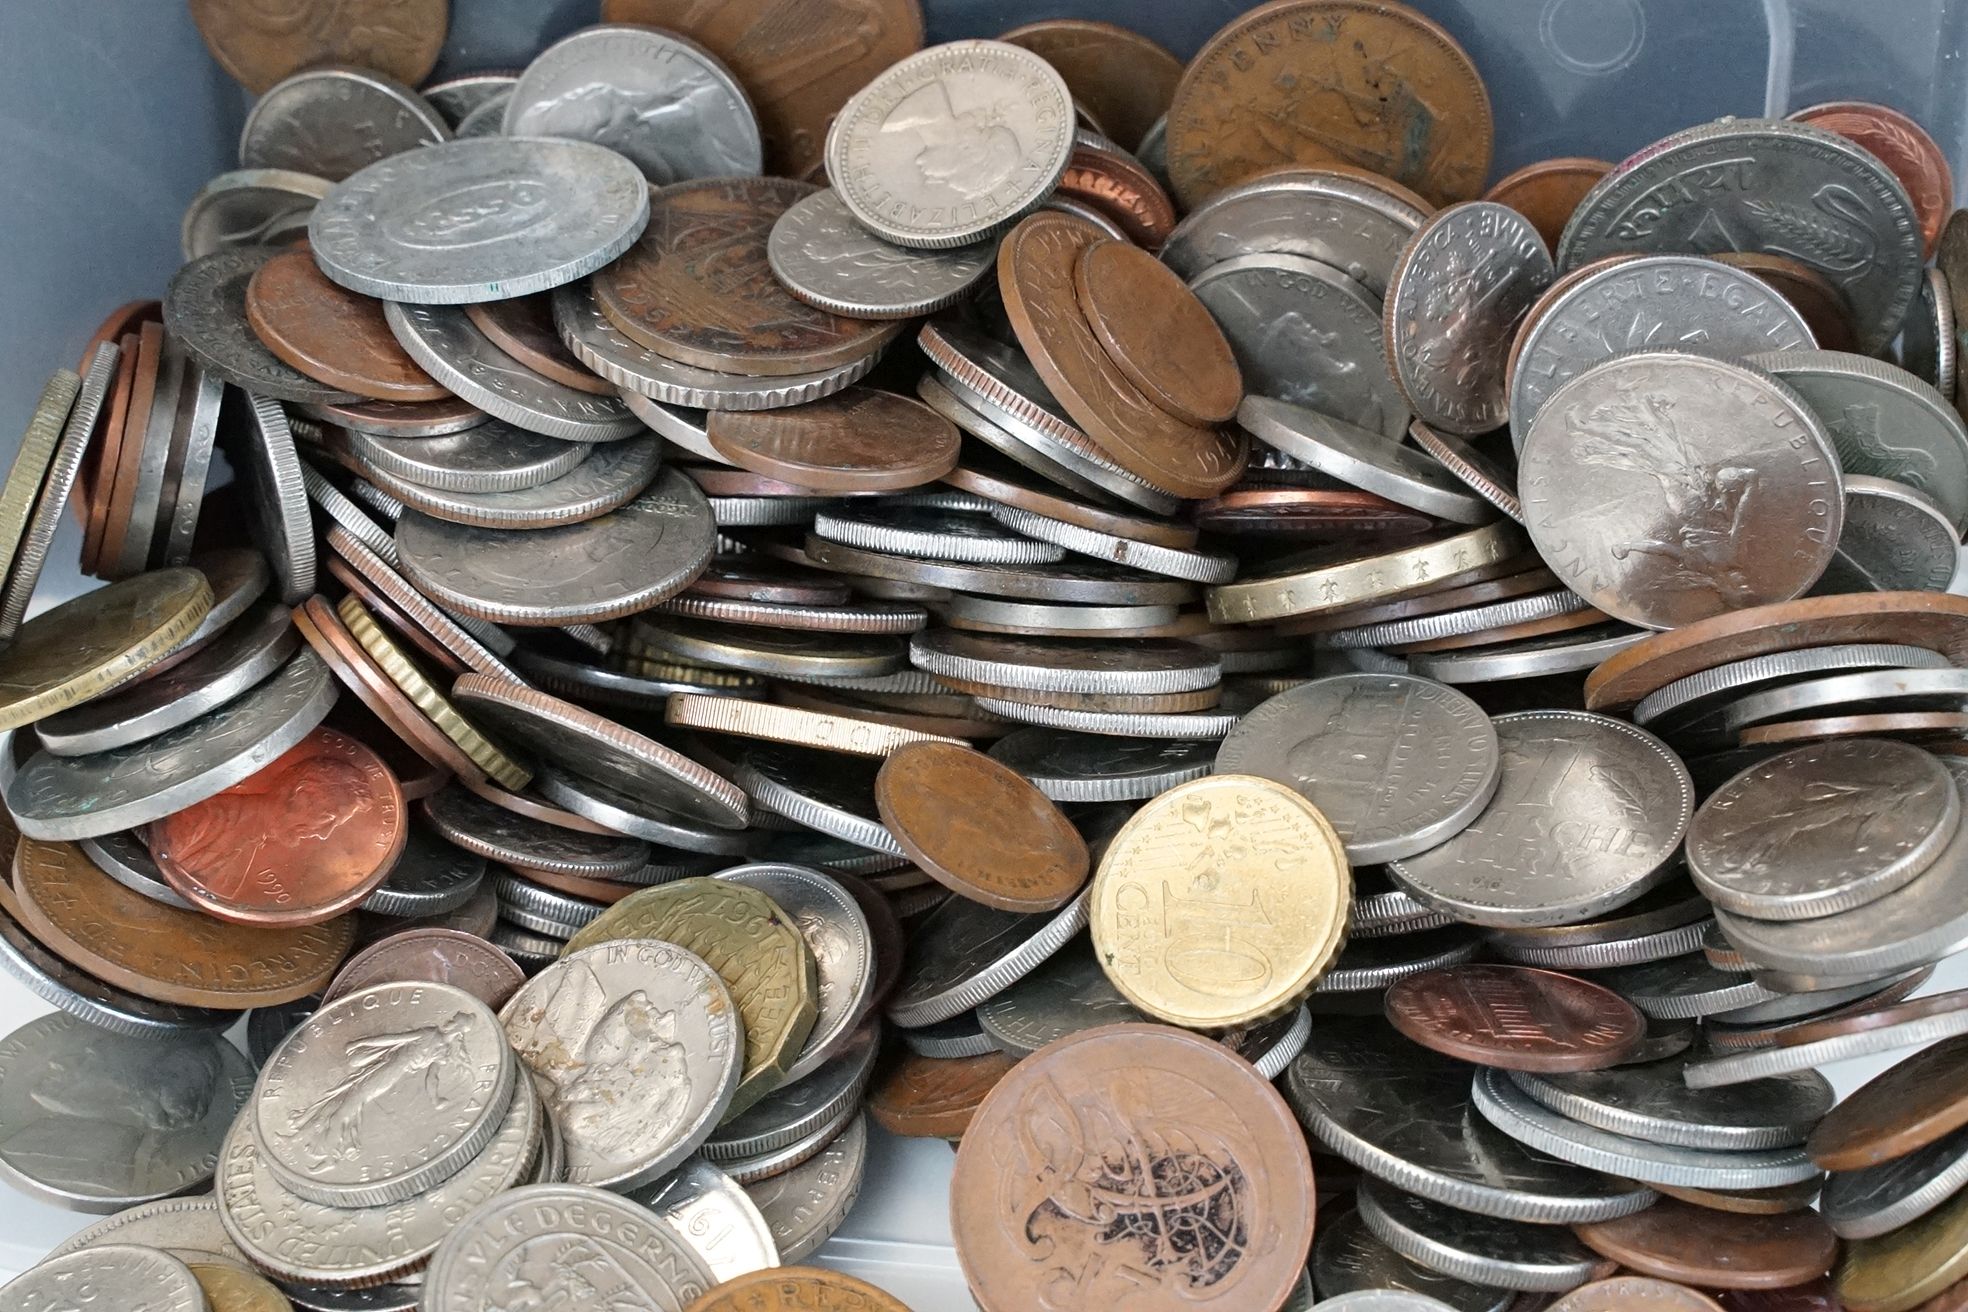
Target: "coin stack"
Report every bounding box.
[3,0,1968,1310]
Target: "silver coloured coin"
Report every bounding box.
[717,1094,860,1185]
[627,394,717,461]
[311,138,650,303]
[505,25,760,184]
[1193,253,1410,439]
[1282,1017,1656,1223]
[1387,711,1692,928]
[1506,1055,1831,1151]
[1519,352,1842,631]
[156,358,225,570]
[7,649,336,841]
[1313,927,1482,994]
[302,465,398,565]
[715,864,876,1082]
[0,897,231,1037]
[828,40,1073,249]
[1469,1066,1819,1190]
[743,1111,867,1263]
[495,871,606,933]
[1493,920,1712,970]
[1387,202,1555,436]
[703,1023,878,1164]
[990,506,1239,582]
[886,891,1090,1028]
[806,535,1196,605]
[113,337,189,580]
[500,940,742,1191]
[351,431,662,529]
[453,93,512,138]
[181,167,331,259]
[422,1182,714,1309]
[1159,168,1426,296]
[970,698,1238,739]
[1215,674,1500,864]
[47,1194,245,1266]
[1222,1004,1314,1080]
[909,628,1219,695]
[280,1282,421,1312]
[1686,998,1968,1087]
[1406,625,1647,683]
[902,1012,998,1058]
[0,345,122,637]
[1902,266,1957,399]
[1560,118,1923,355]
[514,642,765,709]
[1816,475,1962,592]
[977,937,1143,1056]
[223,394,316,604]
[1357,1179,1613,1293]
[651,593,926,636]
[421,72,518,126]
[383,301,640,442]
[1711,966,1925,1025]
[815,504,1065,566]
[165,248,362,405]
[323,928,518,1013]
[239,67,447,180]
[731,744,907,856]
[1354,872,1457,937]
[1635,643,1954,729]
[1313,1209,1515,1312]
[345,421,588,495]
[1313,1295,1463,1312]
[711,496,827,528]
[246,996,319,1068]
[1822,1121,1968,1240]
[769,189,995,318]
[320,526,525,682]
[630,1156,779,1281]
[35,601,297,757]
[0,1245,207,1311]
[532,767,748,855]
[1592,951,1778,1020]
[1688,738,1960,919]
[423,786,650,877]
[988,728,1213,802]
[1322,590,1595,651]
[1410,421,1524,524]
[395,467,716,625]
[490,918,564,969]
[0,1013,251,1213]
[940,594,1180,635]
[345,478,406,524]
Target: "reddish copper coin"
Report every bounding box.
[951,1023,1316,1312]
[503,864,637,905]
[1483,157,1612,250]
[676,466,835,498]
[323,696,450,801]
[306,395,487,436]
[1792,101,1953,255]
[76,331,143,561]
[1573,1202,1837,1290]
[1192,487,1436,538]
[1769,984,1967,1050]
[1714,252,1862,354]
[322,927,524,1008]
[707,387,960,492]
[873,741,1088,912]
[1718,1279,1845,1312]
[682,1268,912,1312]
[1551,1278,1726,1312]
[1073,240,1241,425]
[462,295,613,395]
[186,0,445,94]
[245,250,447,402]
[999,19,1183,152]
[1807,1033,1968,1171]
[1056,136,1179,249]
[1384,964,1644,1072]
[1655,1181,1826,1216]
[867,1049,1016,1139]
[94,321,164,580]
[943,457,1199,550]
[76,299,162,374]
[1741,712,1968,746]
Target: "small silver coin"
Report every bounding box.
[987,729,1213,802]
[358,822,488,917]
[939,594,1180,636]
[1321,590,1594,651]
[976,936,1144,1056]
[807,535,1197,606]
[715,863,876,1082]
[245,996,319,1068]
[305,397,489,438]
[1192,253,1409,439]
[1592,951,1779,1020]
[422,785,650,877]
[165,247,362,405]
[815,504,1066,566]
[902,1012,998,1059]
[1313,927,1483,995]
[1406,624,1647,684]
[886,891,1090,1028]
[345,421,589,495]
[703,1023,878,1165]
[1216,673,1500,864]
[909,628,1219,695]
[1387,711,1692,928]
[1357,1179,1614,1293]
[1815,475,1962,592]
[181,167,332,259]
[222,394,316,604]
[303,464,398,564]
[717,1092,860,1184]
[420,72,518,126]
[969,697,1238,740]
[1635,643,1955,731]
[47,1195,245,1267]
[500,940,742,1192]
[1313,1209,1515,1312]
[1493,921,1712,971]
[154,357,226,570]
[629,1156,779,1281]
[731,743,905,856]
[1821,1121,1968,1240]
[1159,167,1426,296]
[989,505,1239,582]
[504,25,762,185]
[351,430,662,530]
[81,830,190,909]
[769,189,995,318]
[532,766,749,855]
[0,1245,207,1311]
[495,871,605,934]
[322,928,522,1009]
[742,1111,867,1263]
[1901,266,1958,399]
[0,897,231,1037]
[311,138,650,304]
[1505,1055,1832,1151]
[239,67,447,180]
[1313,1295,1462,1312]
[1685,995,1968,1088]
[453,93,512,138]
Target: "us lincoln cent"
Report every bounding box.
[873,741,1088,913]
[950,1023,1315,1312]
[707,387,960,493]
[867,1048,1016,1140]
[1072,239,1242,426]
[1384,964,1645,1072]
[244,250,447,403]
[1573,1201,1838,1290]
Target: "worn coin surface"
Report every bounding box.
[1818,476,1961,593]
[1074,239,1241,426]
[629,1155,778,1281]
[1159,167,1428,296]
[1792,101,1953,254]
[1357,1178,1614,1292]
[867,1047,1015,1139]
[188,0,443,93]
[1485,158,1612,249]
[1234,397,1492,523]
[237,67,447,182]
[1314,1207,1516,1312]
[0,1245,207,1311]
[714,863,875,1083]
[742,1110,866,1262]
[768,189,994,320]
[682,1267,910,1312]
[323,928,520,1008]
[1574,1200,1838,1291]
[708,388,958,492]
[1510,1054,1833,1151]
[0,568,210,732]
[246,250,442,403]
[1809,1035,1968,1171]
[1822,1123,1968,1241]
[1385,964,1643,1072]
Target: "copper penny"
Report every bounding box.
[1770,985,1968,1050]
[1807,1033,1968,1171]
[1552,1278,1727,1312]
[1574,1202,1837,1291]
[1167,0,1492,209]
[683,1267,910,1312]
[77,331,142,564]
[306,395,487,436]
[1714,252,1862,354]
[1073,240,1242,426]
[951,1022,1315,1311]
[12,835,353,1008]
[1391,606,1614,653]
[1719,1280,1845,1312]
[873,741,1087,912]
[594,177,905,377]
[1655,1181,1826,1216]
[1384,964,1644,1072]
[867,1048,1016,1139]
[999,212,1246,498]
[942,456,1198,550]
[462,295,613,396]
[322,928,524,1008]
[76,299,161,373]
[186,0,445,94]
[677,466,834,498]
[1483,157,1612,250]
[684,557,853,606]
[1740,712,1968,747]
[1584,594,1968,710]
[599,0,924,176]
[707,387,959,492]
[93,321,164,580]
[1792,101,1953,255]
[326,555,465,680]
[1056,136,1179,249]
[1708,970,1935,1052]
[323,697,449,802]
[457,773,622,838]
[244,249,447,403]
[1192,487,1435,538]
[1000,19,1182,151]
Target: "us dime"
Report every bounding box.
[1313,1209,1516,1312]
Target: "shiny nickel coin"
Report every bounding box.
[350,431,661,530]
[986,728,1214,802]
[629,1156,779,1281]
[886,891,1090,1028]
[1505,1055,1833,1151]
[343,421,588,495]
[1159,168,1428,296]
[1356,1179,1614,1293]
[238,67,447,180]
[1312,1209,1516,1312]
[742,1112,867,1263]
[1821,1122,1968,1240]
[165,248,362,405]
[1634,643,1955,730]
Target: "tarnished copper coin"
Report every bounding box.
[322,928,524,1008]
[244,249,447,403]
[462,295,613,396]
[1807,1033,1968,1171]
[187,0,446,93]
[92,321,162,580]
[1073,240,1242,426]
[1574,1202,1838,1291]
[1552,1278,1727,1312]
[325,697,450,802]
[595,177,905,377]
[685,556,852,606]
[683,1267,911,1312]
[1167,0,1492,209]
[75,329,144,552]
[1484,157,1612,250]
[873,741,1088,913]
[1769,987,1968,1051]
[306,394,486,437]
[707,387,959,492]
[951,1023,1315,1311]
[867,1049,1014,1139]
[1056,135,1179,249]
[1719,1280,1844,1312]
[148,726,406,927]
[1193,487,1435,538]
[1791,101,1953,255]
[1656,1181,1825,1216]
[12,836,352,1007]
[1000,19,1183,151]
[1714,252,1862,354]
[1384,964,1645,1072]
[1740,712,1968,747]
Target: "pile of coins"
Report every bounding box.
[2,0,1968,1309]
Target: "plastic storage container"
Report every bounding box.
[2,1,1967,1305]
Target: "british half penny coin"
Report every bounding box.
[1574,1201,1838,1290]
[1384,964,1645,1072]
[1550,1277,1726,1312]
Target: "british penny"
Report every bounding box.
[707,388,960,492]
[1772,987,1968,1050]
[873,741,1088,913]
[1384,965,1644,1072]
[91,321,159,577]
[0,567,210,730]
[1055,134,1179,248]
[1791,101,1953,255]
[1808,1034,1968,1171]
[244,249,445,403]
[1000,20,1183,152]
[682,1268,911,1312]
[866,1048,1014,1139]
[999,212,1247,499]
[146,726,405,928]
[77,332,141,566]
[1550,1278,1725,1312]
[1167,0,1492,209]
[12,836,352,1008]
[186,0,445,94]
[462,295,613,396]
[595,177,905,377]
[1483,158,1612,251]
[1073,239,1242,426]
[1574,1201,1838,1290]
[951,1022,1315,1311]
